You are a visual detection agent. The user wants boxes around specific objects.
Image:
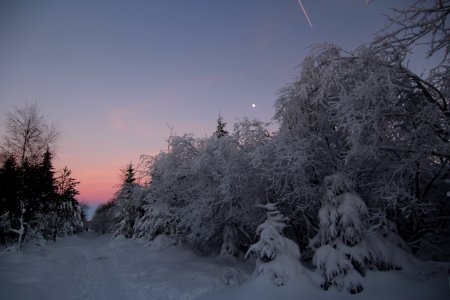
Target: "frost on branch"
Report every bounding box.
[245,203,302,286]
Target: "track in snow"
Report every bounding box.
[73,232,145,300]
[0,231,241,300]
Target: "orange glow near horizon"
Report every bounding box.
[77,176,119,205]
[63,165,121,205]
[54,149,160,207]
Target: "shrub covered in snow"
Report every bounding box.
[246,203,302,286]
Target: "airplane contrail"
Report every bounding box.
[297,0,313,28]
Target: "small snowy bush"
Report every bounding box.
[245,203,302,286]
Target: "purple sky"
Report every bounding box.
[0,0,428,205]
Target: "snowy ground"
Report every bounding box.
[0,232,449,300]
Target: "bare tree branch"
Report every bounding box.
[1,102,59,166]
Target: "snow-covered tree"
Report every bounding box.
[245,203,302,286]
[274,42,449,255]
[252,131,321,250]
[133,133,200,242]
[233,118,271,152]
[372,0,449,70]
[369,0,450,255]
[114,163,138,238]
[184,134,243,252]
[55,167,84,235]
[310,173,368,293]
[133,194,177,240]
[309,173,419,293]
[183,124,266,254]
[133,120,268,254]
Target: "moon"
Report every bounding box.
[252,103,256,108]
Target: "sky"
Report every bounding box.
[0,0,427,206]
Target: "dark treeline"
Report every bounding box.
[0,103,85,250]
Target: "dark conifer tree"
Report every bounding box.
[21,159,38,225]
[215,115,228,138]
[55,166,84,235]
[124,163,136,185]
[33,149,58,240]
[114,163,137,238]
[56,167,80,200]
[0,156,19,243]
[0,157,19,217]
[38,149,57,201]
[1,104,83,249]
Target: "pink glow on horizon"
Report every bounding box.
[55,148,161,206]
[76,170,120,204]
[53,163,122,205]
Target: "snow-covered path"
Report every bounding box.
[1,232,449,300]
[72,233,144,300]
[0,232,147,300]
[0,232,246,300]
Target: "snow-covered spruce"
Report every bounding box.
[309,173,366,293]
[274,42,450,257]
[309,173,416,294]
[245,203,302,286]
[114,163,138,238]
